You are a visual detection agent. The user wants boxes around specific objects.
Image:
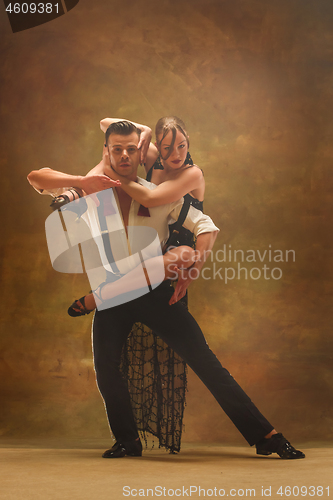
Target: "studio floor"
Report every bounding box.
[0,440,332,499]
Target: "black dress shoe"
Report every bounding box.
[256,433,305,459]
[102,438,143,458]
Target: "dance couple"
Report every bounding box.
[28,116,305,460]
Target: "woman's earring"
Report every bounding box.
[154,155,164,170]
[185,151,193,165]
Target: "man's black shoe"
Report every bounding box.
[256,433,305,459]
[102,438,143,458]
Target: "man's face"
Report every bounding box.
[106,132,140,180]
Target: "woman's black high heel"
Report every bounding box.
[50,189,88,218]
[67,276,125,317]
[50,189,81,211]
[67,286,106,317]
[68,296,92,317]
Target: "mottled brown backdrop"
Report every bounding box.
[0,0,332,445]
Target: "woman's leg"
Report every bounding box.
[69,245,196,314]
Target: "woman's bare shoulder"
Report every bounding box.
[182,164,204,179]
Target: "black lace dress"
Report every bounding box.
[119,161,203,453]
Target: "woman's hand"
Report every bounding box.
[138,126,152,164]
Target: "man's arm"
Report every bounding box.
[169,230,218,305]
[27,167,118,195]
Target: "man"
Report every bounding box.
[28,121,305,460]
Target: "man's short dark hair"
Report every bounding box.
[105,121,141,146]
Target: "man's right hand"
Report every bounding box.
[80,174,120,195]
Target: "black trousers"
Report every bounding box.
[92,281,274,446]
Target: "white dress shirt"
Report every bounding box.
[44,177,219,281]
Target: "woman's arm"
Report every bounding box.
[144,142,159,173]
[120,166,204,207]
[100,117,150,134]
[85,158,105,176]
[27,167,85,192]
[27,167,118,195]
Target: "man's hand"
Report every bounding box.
[138,127,152,164]
[169,268,193,305]
[80,174,120,195]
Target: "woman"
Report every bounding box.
[67,116,205,315]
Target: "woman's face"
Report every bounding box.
[158,129,188,170]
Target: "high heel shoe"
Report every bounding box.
[67,296,92,317]
[50,189,88,217]
[67,285,106,317]
[67,276,124,317]
[50,189,81,211]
